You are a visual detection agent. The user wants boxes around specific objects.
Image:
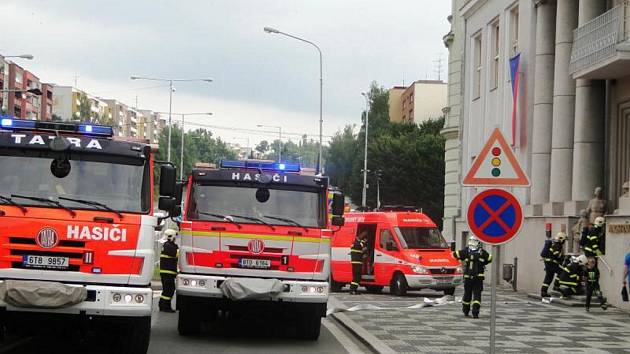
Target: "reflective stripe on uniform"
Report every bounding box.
[351,261,362,264]
[542,283,549,288]
[350,282,359,285]
[462,301,470,305]
[159,270,177,275]
[160,295,172,300]
[558,280,577,286]
[160,254,176,259]
[350,249,363,253]
[472,300,481,305]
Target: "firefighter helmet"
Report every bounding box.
[594,216,605,228]
[164,228,177,241]
[467,235,480,250]
[555,232,567,242]
[576,254,588,266]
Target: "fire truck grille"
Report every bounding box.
[6,237,86,271]
[429,268,456,275]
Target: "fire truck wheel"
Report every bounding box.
[443,287,456,296]
[178,305,202,336]
[365,285,383,294]
[119,316,151,354]
[390,273,408,296]
[330,280,344,292]
[296,309,321,340]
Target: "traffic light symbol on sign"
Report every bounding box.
[462,128,530,186]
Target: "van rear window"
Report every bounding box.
[395,227,448,249]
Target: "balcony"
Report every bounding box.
[570,4,630,79]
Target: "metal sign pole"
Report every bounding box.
[489,244,499,354]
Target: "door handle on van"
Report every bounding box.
[211,226,226,231]
[376,254,382,257]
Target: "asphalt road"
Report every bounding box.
[0,296,368,354]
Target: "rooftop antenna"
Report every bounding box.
[73,75,80,88]
[434,55,444,81]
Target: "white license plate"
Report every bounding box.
[436,277,453,284]
[22,255,69,269]
[239,258,271,269]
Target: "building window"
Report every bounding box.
[491,19,500,89]
[15,71,23,84]
[509,6,519,56]
[473,33,483,99]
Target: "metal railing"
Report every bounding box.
[569,4,627,75]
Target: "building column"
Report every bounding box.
[571,0,607,203]
[530,0,556,206]
[549,0,578,205]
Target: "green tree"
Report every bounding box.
[324,81,446,227]
[255,140,270,154]
[77,94,92,122]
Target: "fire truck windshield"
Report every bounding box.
[395,227,448,249]
[188,184,323,228]
[0,154,150,213]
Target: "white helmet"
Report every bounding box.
[576,254,588,266]
[164,228,177,240]
[468,235,480,250]
[555,232,567,242]
[594,216,605,228]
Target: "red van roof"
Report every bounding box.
[344,211,437,228]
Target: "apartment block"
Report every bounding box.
[388,80,447,123]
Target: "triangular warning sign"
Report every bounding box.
[463,128,530,186]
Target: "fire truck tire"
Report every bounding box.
[365,285,383,293]
[390,273,408,296]
[119,316,151,354]
[178,299,202,336]
[330,280,344,292]
[443,287,456,296]
[296,309,321,340]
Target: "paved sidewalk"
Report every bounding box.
[331,287,630,354]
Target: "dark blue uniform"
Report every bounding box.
[350,238,367,292]
[453,247,492,318]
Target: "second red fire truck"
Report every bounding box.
[177,160,344,339]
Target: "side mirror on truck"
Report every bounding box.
[158,196,176,213]
[331,216,345,227]
[159,165,177,197]
[332,192,345,216]
[174,182,184,205]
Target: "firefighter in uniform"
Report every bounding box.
[557,255,585,299]
[452,235,492,318]
[159,228,179,312]
[583,216,605,258]
[349,230,368,295]
[540,232,566,298]
[584,256,607,312]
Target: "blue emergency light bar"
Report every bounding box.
[0,117,113,137]
[220,159,301,172]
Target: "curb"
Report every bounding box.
[327,296,395,354]
[330,312,396,354]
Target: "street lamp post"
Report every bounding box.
[130,76,212,162]
[233,137,251,159]
[264,26,323,173]
[155,111,212,179]
[257,124,282,162]
[375,170,382,210]
[361,92,370,208]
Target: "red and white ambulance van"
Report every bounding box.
[331,207,462,296]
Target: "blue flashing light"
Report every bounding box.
[220,160,301,173]
[0,115,113,137]
[78,124,113,136]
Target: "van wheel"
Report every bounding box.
[365,285,383,294]
[443,287,456,296]
[330,280,344,292]
[390,274,408,296]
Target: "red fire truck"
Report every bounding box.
[330,208,462,296]
[0,118,179,353]
[177,160,345,339]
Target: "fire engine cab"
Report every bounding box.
[331,207,462,296]
[0,118,179,354]
[177,160,345,339]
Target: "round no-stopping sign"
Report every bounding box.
[467,189,523,245]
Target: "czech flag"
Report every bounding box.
[509,53,521,147]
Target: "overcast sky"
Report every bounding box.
[1,0,450,146]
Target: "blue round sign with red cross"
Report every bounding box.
[467,189,523,245]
